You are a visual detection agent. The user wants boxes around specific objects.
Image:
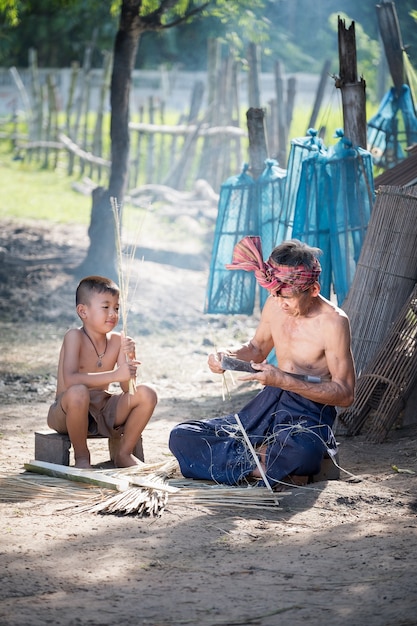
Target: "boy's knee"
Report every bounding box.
[137,384,158,408]
[65,384,90,407]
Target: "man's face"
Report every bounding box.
[271,286,313,317]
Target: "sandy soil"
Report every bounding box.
[1,208,417,626]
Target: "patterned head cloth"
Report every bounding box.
[225,236,321,294]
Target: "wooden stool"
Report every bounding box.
[311,453,340,482]
[34,430,144,466]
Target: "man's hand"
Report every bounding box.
[237,362,281,386]
[208,352,226,374]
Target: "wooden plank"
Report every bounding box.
[24,460,130,492]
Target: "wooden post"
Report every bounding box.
[335,17,367,149]
[246,107,268,180]
[146,95,155,184]
[286,76,297,129]
[308,59,331,130]
[247,43,261,108]
[376,1,405,95]
[274,61,287,167]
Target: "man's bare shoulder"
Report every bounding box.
[319,296,349,320]
[318,297,351,341]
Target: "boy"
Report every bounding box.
[47,275,157,468]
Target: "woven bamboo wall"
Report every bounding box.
[342,185,417,376]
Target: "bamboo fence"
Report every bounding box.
[1,43,298,193]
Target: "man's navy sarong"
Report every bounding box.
[169,386,336,487]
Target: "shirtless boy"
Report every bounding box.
[169,237,356,488]
[47,275,157,468]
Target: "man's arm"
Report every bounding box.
[208,302,275,374]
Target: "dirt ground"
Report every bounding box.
[1,206,417,626]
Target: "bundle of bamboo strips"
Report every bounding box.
[0,472,99,503]
[22,459,285,517]
[85,486,169,516]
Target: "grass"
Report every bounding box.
[0,144,92,224]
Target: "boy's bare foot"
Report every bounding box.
[74,456,92,469]
[114,452,142,468]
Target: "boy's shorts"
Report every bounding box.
[47,389,122,438]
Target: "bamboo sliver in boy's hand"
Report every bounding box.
[120,331,137,362]
[120,330,138,394]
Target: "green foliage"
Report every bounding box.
[1,0,417,89]
[0,0,19,25]
[0,0,117,67]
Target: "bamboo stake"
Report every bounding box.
[234,413,280,506]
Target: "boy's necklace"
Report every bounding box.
[82,327,107,367]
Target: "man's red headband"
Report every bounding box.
[226,236,321,293]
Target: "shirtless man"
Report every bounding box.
[47,275,157,469]
[169,237,355,488]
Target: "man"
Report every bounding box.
[169,237,356,488]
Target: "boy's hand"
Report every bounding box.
[121,332,136,361]
[116,360,140,382]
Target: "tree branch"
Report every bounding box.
[141,0,210,31]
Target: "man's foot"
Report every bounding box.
[250,445,267,478]
[282,474,309,487]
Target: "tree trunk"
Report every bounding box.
[78,1,142,281]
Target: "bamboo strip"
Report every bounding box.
[24,460,131,491]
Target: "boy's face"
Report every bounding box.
[77,291,120,331]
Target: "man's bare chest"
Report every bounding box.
[272,318,325,365]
